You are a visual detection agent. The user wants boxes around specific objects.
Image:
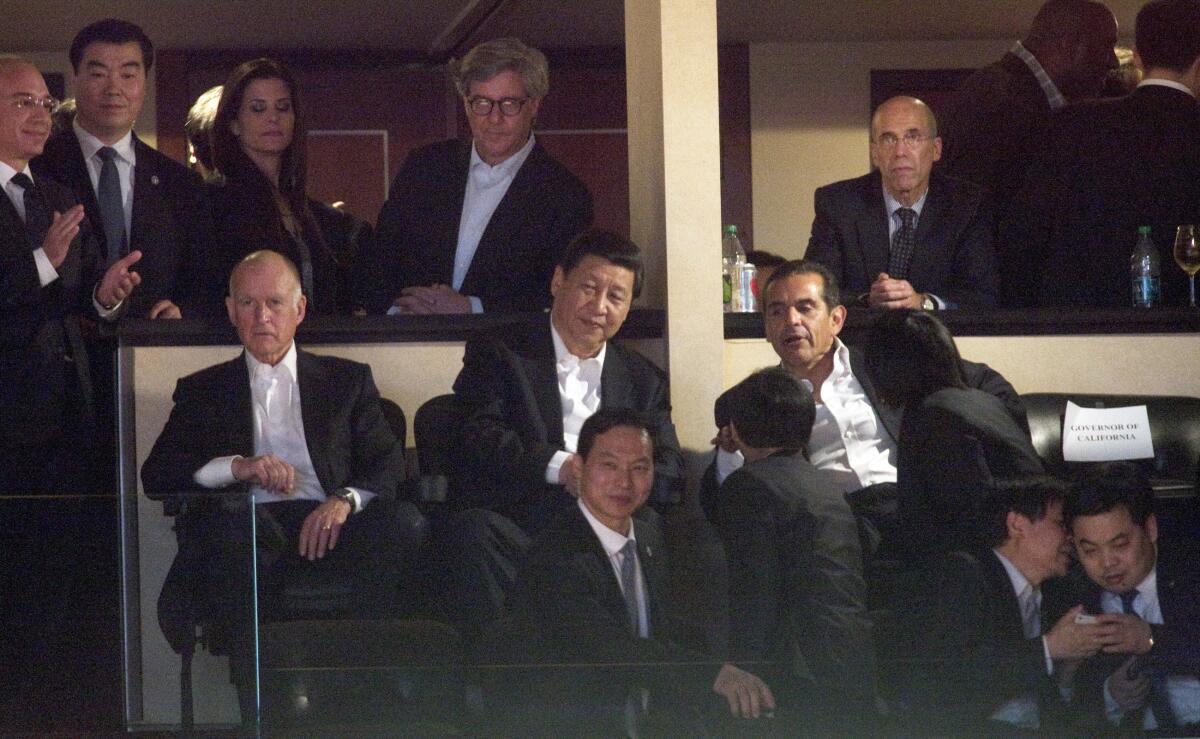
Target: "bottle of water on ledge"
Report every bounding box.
[1131,225,1160,308]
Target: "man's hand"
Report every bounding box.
[559,453,582,496]
[231,454,296,494]
[97,250,143,309]
[1096,613,1154,655]
[1106,656,1150,712]
[391,284,473,314]
[41,205,86,268]
[711,425,738,453]
[867,272,923,309]
[712,663,775,719]
[148,299,181,319]
[1045,605,1104,660]
[298,497,352,560]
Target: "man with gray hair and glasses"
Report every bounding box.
[363,37,593,314]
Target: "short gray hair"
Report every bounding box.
[450,37,549,100]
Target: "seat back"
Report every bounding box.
[413,394,467,479]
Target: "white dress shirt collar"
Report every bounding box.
[1138,78,1196,98]
[579,497,637,552]
[882,184,929,223]
[1012,41,1067,110]
[551,319,608,369]
[469,132,536,180]
[74,119,136,165]
[244,341,299,384]
[0,161,33,214]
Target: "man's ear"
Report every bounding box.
[1006,510,1025,541]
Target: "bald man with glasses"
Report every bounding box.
[361,37,593,315]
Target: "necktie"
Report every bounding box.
[1020,583,1040,639]
[97,146,127,266]
[11,172,49,250]
[618,540,640,636]
[1120,590,1177,729]
[889,207,917,279]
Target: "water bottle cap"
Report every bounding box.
[724,224,738,235]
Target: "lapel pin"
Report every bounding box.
[150,175,160,186]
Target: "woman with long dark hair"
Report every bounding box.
[208,58,352,313]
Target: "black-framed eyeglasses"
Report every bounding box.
[467,96,529,117]
[9,93,59,112]
[874,132,931,150]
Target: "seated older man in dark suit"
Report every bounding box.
[806,96,998,310]
[1064,462,1200,734]
[141,250,410,716]
[503,408,774,735]
[362,37,592,315]
[711,367,879,732]
[438,229,683,646]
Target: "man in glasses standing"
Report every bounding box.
[806,96,999,310]
[362,37,593,314]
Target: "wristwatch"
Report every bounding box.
[330,488,356,514]
[921,294,936,311]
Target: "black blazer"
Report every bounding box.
[806,170,999,308]
[363,138,593,313]
[897,387,1044,559]
[1008,84,1200,307]
[32,129,214,317]
[0,175,96,446]
[452,314,684,532]
[141,348,404,506]
[711,450,876,703]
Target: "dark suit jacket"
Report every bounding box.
[505,503,716,704]
[1069,541,1200,727]
[1008,84,1200,307]
[32,128,214,317]
[711,450,876,704]
[141,348,404,506]
[0,175,96,446]
[897,387,1045,559]
[452,314,684,533]
[902,549,1068,731]
[938,53,1053,203]
[363,138,593,313]
[806,170,999,308]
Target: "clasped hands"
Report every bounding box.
[867,272,925,309]
[231,454,351,560]
[391,284,473,314]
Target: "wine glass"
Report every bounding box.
[1174,225,1200,308]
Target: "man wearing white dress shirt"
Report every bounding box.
[1065,462,1200,734]
[141,250,408,712]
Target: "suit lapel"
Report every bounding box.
[435,141,472,282]
[981,550,1027,638]
[59,131,106,253]
[909,176,947,282]
[463,141,542,290]
[227,354,256,457]
[296,350,333,490]
[599,342,634,411]
[129,134,152,249]
[567,505,630,624]
[522,316,564,444]
[855,174,891,279]
[634,519,663,638]
[847,346,901,440]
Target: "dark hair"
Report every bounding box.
[558,229,644,299]
[69,19,154,74]
[727,367,815,451]
[1064,461,1155,526]
[978,476,1068,548]
[864,310,966,407]
[747,250,787,270]
[1026,0,1113,47]
[578,408,655,460]
[1135,0,1200,73]
[761,259,841,310]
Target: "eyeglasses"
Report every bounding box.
[874,132,931,150]
[467,96,529,117]
[9,94,59,112]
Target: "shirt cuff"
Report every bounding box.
[93,283,124,320]
[928,293,949,310]
[468,296,483,314]
[546,450,572,484]
[33,248,58,287]
[193,456,240,488]
[1040,635,1053,675]
[341,487,375,513]
[715,447,745,484]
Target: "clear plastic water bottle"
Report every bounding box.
[1130,225,1161,308]
[722,224,745,313]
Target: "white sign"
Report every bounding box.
[1062,402,1154,462]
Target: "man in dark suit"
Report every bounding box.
[363,37,592,315]
[1064,462,1200,733]
[711,368,878,731]
[32,18,213,320]
[1009,0,1200,308]
[893,477,1102,734]
[439,229,683,645]
[806,96,999,310]
[140,250,408,715]
[503,408,774,734]
[938,0,1118,204]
